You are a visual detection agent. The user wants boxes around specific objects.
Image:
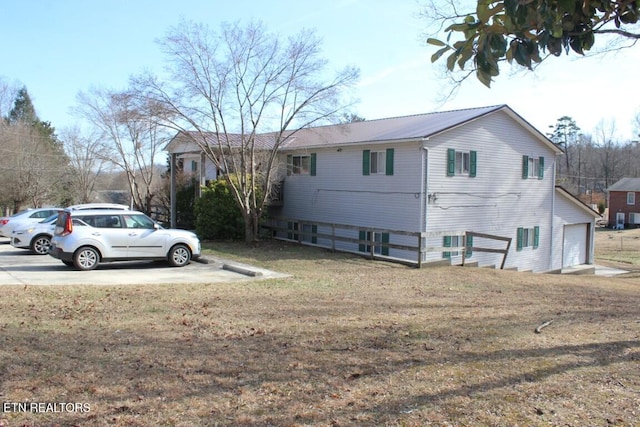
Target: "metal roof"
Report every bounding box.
[280,105,507,149]
[166,104,560,154]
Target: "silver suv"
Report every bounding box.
[49,209,201,270]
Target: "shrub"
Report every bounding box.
[597,201,606,215]
[195,179,244,240]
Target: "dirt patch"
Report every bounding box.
[0,240,638,426]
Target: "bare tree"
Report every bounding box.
[0,78,19,120]
[133,20,359,241]
[593,120,624,189]
[0,122,67,210]
[59,126,111,204]
[74,88,170,215]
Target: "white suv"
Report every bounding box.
[49,209,201,270]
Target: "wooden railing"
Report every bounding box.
[263,217,512,269]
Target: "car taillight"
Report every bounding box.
[0,219,8,226]
[60,215,73,236]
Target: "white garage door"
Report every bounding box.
[563,223,588,268]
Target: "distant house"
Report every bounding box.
[606,177,640,228]
[166,105,599,272]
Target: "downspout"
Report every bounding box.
[421,145,429,265]
[422,146,429,232]
[170,152,177,229]
[549,158,556,271]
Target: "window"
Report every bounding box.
[79,215,122,228]
[302,224,318,244]
[517,226,540,250]
[443,235,462,258]
[287,153,316,176]
[287,221,299,240]
[627,192,635,205]
[371,151,386,174]
[447,149,477,177]
[191,160,198,172]
[123,214,156,229]
[358,230,390,255]
[362,149,394,176]
[522,156,544,179]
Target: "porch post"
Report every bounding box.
[170,152,177,229]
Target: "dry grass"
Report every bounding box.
[595,227,640,270]
[0,234,639,427]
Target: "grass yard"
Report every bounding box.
[0,231,639,426]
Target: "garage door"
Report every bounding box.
[563,223,588,268]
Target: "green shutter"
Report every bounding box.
[287,155,293,176]
[310,153,317,176]
[469,150,477,177]
[533,226,540,249]
[443,235,452,259]
[517,227,524,251]
[362,150,370,175]
[447,148,455,176]
[465,234,473,257]
[538,156,544,179]
[522,156,528,179]
[381,233,390,256]
[311,224,318,244]
[358,230,366,252]
[385,148,394,176]
[287,221,293,240]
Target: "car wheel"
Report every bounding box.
[168,244,191,267]
[30,234,51,255]
[74,246,100,271]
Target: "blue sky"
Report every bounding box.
[2,0,638,140]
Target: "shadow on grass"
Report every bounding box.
[2,309,638,426]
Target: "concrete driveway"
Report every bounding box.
[0,239,289,286]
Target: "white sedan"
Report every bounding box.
[0,208,61,238]
[10,213,58,254]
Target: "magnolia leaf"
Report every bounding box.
[446,51,458,71]
[457,47,474,69]
[431,46,451,63]
[476,69,492,87]
[426,38,447,47]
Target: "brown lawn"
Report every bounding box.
[0,230,639,426]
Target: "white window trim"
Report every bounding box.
[528,157,540,178]
[455,151,470,176]
[291,155,311,175]
[627,192,635,205]
[370,151,386,175]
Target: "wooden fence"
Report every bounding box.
[263,217,512,269]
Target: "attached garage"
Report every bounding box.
[562,223,590,268]
[552,187,599,272]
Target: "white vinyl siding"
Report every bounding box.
[427,111,555,272]
[281,142,418,260]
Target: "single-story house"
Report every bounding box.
[166,105,599,272]
[606,177,640,228]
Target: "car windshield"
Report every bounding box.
[40,213,59,223]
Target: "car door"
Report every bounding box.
[81,214,130,258]
[123,214,167,258]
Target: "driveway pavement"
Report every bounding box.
[0,239,289,286]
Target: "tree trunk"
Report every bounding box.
[242,209,261,243]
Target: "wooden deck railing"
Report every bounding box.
[263,217,512,269]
